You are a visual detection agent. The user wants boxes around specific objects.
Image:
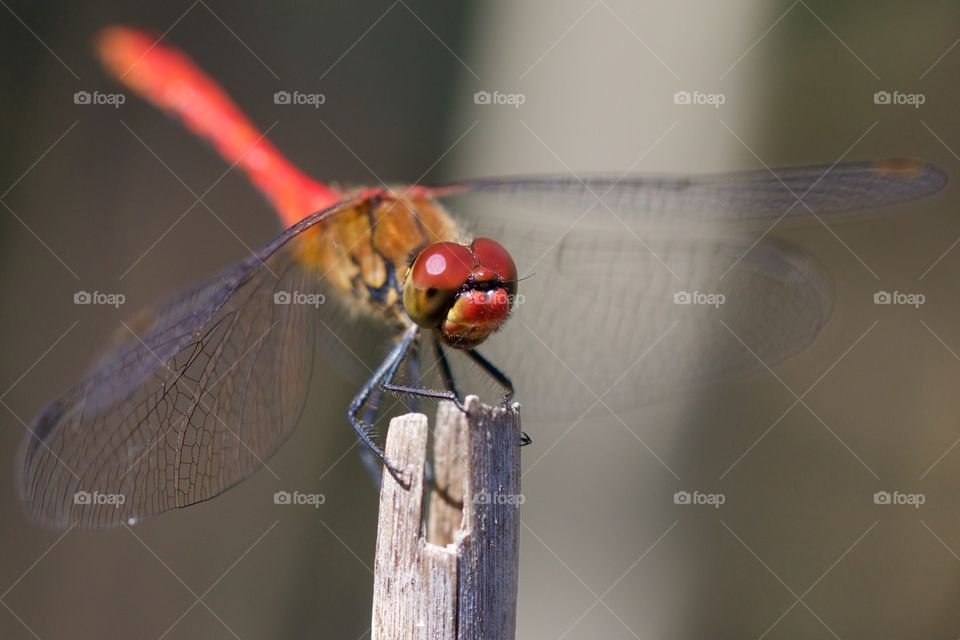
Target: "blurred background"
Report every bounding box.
[3,1,960,638]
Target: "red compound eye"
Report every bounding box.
[404,242,476,328]
[471,238,518,295]
[409,242,475,291]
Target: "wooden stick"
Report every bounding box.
[371,412,456,639]
[371,396,521,640]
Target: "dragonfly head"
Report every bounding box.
[402,238,518,349]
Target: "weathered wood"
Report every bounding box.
[371,412,457,640]
[453,396,522,640]
[371,397,521,640]
[427,401,468,547]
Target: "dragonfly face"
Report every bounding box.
[403,238,518,349]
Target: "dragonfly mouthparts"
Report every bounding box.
[464,272,503,291]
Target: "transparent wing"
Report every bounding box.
[434,159,947,422]
[18,197,375,529]
[433,158,946,222]
[438,189,842,423]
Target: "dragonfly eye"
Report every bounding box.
[470,238,518,296]
[403,242,475,328]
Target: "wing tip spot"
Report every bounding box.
[873,157,927,178]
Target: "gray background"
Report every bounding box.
[3,1,960,638]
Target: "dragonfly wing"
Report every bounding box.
[443,194,835,423]
[18,197,374,529]
[434,158,946,223]
[437,159,946,421]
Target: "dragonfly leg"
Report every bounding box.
[379,330,463,408]
[348,324,419,482]
[386,336,451,492]
[465,348,531,446]
[381,331,517,412]
[384,341,516,402]
[465,348,514,403]
[434,338,463,402]
[381,375,464,410]
[405,338,422,414]
[378,336,530,448]
[356,384,384,487]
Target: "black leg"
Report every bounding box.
[381,339,464,409]
[381,378,464,409]
[348,324,419,479]
[357,384,384,486]
[466,348,514,403]
[404,338,422,414]
[366,331,531,451]
[434,338,462,401]
[466,348,531,445]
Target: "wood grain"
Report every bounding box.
[371,397,521,640]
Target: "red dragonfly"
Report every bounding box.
[18,26,947,528]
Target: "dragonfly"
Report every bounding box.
[17,26,947,529]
